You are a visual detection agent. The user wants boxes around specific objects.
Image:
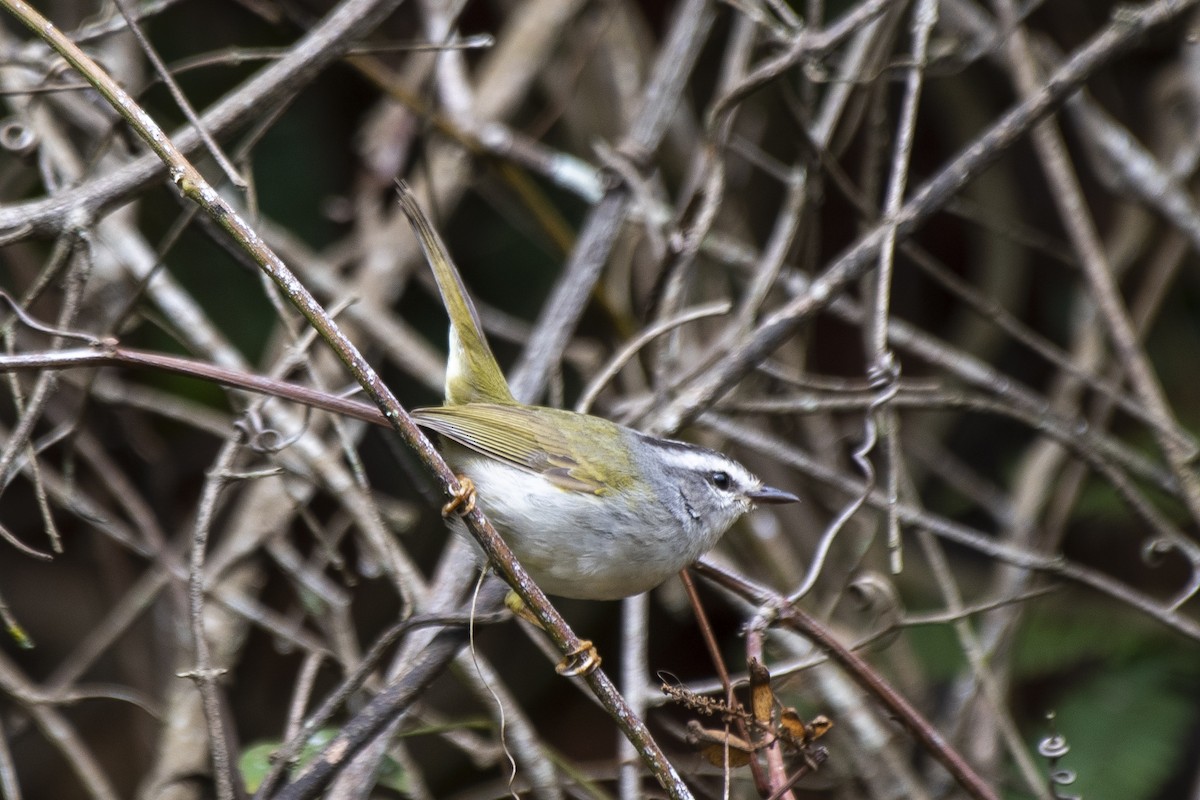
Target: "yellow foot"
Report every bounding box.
[506,591,601,677]
[441,476,476,517]
[505,589,540,626]
[556,640,601,677]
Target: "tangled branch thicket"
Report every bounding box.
[1,0,1199,798]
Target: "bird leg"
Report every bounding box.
[555,641,602,677]
[441,482,601,677]
[505,590,601,677]
[441,475,476,517]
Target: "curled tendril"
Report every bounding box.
[845,572,904,648]
[1038,732,1070,760]
[1140,536,1175,566]
[787,367,890,603]
[233,408,307,454]
[248,427,290,453]
[846,571,900,612]
[1038,713,1082,799]
[1135,537,1200,610]
[0,117,38,157]
[866,351,900,391]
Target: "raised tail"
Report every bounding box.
[395,181,516,406]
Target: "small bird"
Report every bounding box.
[396,183,797,671]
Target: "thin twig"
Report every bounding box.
[693,561,1000,800]
[111,0,246,189]
[653,0,1200,434]
[0,5,694,796]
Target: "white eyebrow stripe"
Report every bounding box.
[640,440,759,484]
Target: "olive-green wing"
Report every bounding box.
[412,404,624,495]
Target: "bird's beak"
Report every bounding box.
[748,485,800,505]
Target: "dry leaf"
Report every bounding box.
[686,720,756,768]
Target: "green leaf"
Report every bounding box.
[238,742,278,794]
[239,729,408,795]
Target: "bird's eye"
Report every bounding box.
[710,471,731,491]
